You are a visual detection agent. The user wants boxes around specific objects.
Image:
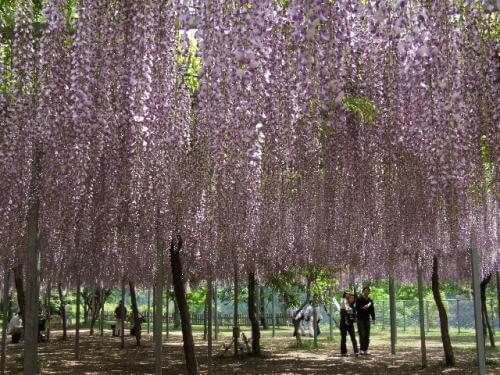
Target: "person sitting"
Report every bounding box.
[114,300,127,337]
[8,312,23,344]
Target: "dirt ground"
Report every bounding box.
[4,327,499,374]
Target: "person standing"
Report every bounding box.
[8,311,23,343]
[114,300,127,337]
[340,292,358,356]
[356,287,375,355]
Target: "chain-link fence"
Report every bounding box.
[100,298,498,334]
[372,298,498,333]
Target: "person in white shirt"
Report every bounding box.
[304,302,323,337]
[8,312,23,343]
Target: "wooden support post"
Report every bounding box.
[417,258,427,368]
[389,277,397,355]
[471,233,486,375]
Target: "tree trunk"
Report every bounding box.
[247,271,261,356]
[12,264,25,324]
[170,234,198,375]
[431,256,455,366]
[58,283,67,340]
[24,147,42,375]
[129,281,141,346]
[480,273,495,348]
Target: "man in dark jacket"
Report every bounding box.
[356,287,375,355]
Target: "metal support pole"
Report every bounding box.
[100,287,104,337]
[329,291,333,341]
[417,258,427,368]
[389,278,397,355]
[382,300,385,330]
[147,289,151,334]
[456,299,460,334]
[214,282,219,341]
[45,281,51,342]
[271,288,275,338]
[489,299,494,334]
[121,279,125,349]
[166,285,169,339]
[471,233,486,375]
[207,278,213,375]
[154,236,164,375]
[75,279,81,360]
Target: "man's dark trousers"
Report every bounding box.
[357,318,371,352]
